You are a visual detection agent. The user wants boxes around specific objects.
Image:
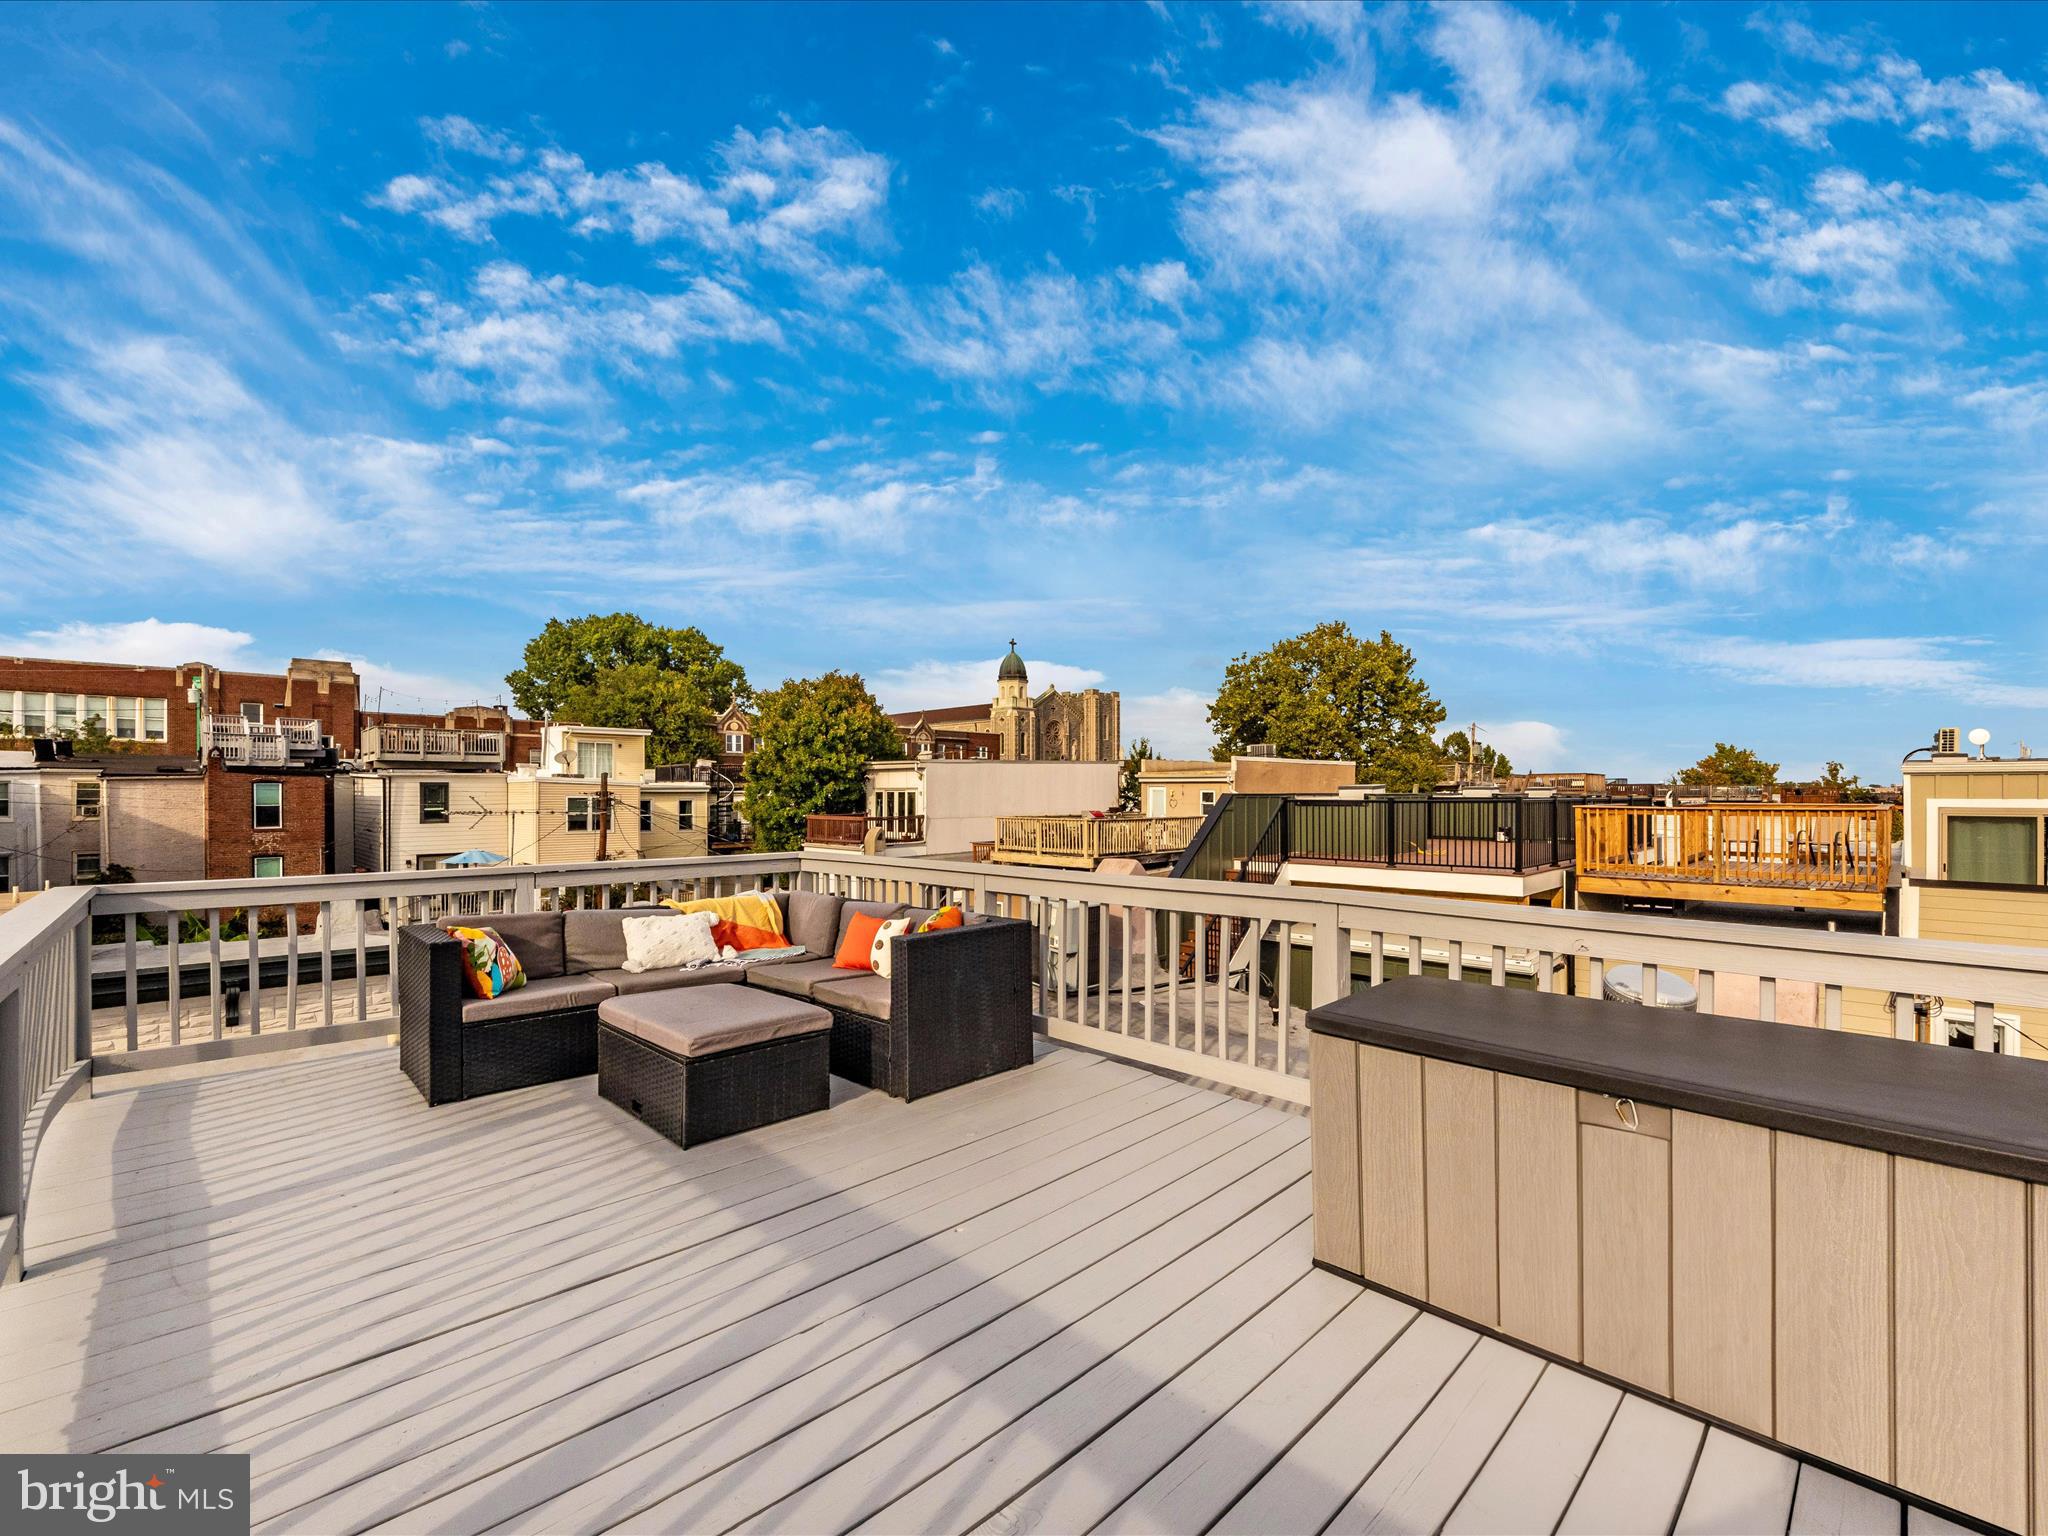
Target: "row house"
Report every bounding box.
[335,723,711,874]
[0,654,360,757]
[0,749,329,892]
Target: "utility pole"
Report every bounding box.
[595,771,610,861]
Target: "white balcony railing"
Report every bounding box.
[359,724,506,764]
[201,716,289,766]
[9,847,2048,1285]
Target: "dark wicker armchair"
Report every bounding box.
[398,925,600,1105]
[826,917,1035,1101]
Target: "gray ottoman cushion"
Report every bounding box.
[785,890,842,955]
[599,984,830,1059]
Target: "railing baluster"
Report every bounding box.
[1758,976,1776,1022]
[1408,933,1423,979]
[1490,944,1506,987]
[208,909,222,1040]
[1118,906,1132,1037]
[247,915,262,1035]
[354,904,368,1023]
[1697,968,1715,1013]
[286,907,300,1032]
[1167,911,1181,1047]
[1973,1000,1996,1053]
[122,914,137,1053]
[1191,915,1206,1053]
[1446,936,1462,984]
[1077,902,1091,1032]
[1822,983,1841,1030]
[168,914,182,1046]
[1370,931,1385,987]
[1274,920,1292,1071]
[320,902,334,1029]
[1641,962,1659,1009]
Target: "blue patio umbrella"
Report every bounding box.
[442,849,506,867]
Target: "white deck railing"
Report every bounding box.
[6,848,2048,1282]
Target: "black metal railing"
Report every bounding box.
[1179,794,1577,880]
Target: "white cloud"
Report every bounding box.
[1123,686,1214,758]
[0,618,259,667]
[320,653,502,712]
[373,260,782,408]
[869,656,1110,711]
[373,121,891,293]
[1719,170,2048,315]
[420,114,524,163]
[975,186,1026,219]
[1476,719,1567,770]
[1689,635,2048,709]
[622,459,990,543]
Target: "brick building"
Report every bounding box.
[203,757,331,884]
[0,655,361,757]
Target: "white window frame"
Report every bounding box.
[114,697,138,739]
[566,795,593,833]
[419,782,451,825]
[1145,786,1169,817]
[252,781,283,830]
[677,801,693,830]
[21,694,46,734]
[0,780,11,819]
[575,742,614,779]
[1199,789,1218,811]
[725,731,748,755]
[241,702,265,724]
[252,855,285,879]
[75,852,102,882]
[143,698,167,741]
[74,780,102,820]
[54,695,77,734]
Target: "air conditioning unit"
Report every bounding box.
[1933,726,1960,756]
[1242,744,1277,757]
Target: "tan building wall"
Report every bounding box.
[1136,756,1355,817]
[1901,761,2048,874]
[340,773,512,871]
[638,784,711,860]
[507,776,644,865]
[105,776,205,884]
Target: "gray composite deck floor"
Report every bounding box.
[0,1040,1959,1535]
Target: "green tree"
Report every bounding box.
[1441,729,1512,782]
[1677,742,1779,788]
[1816,759,1861,798]
[505,613,748,766]
[1208,622,1446,790]
[556,662,720,768]
[742,672,903,852]
[1118,738,1156,812]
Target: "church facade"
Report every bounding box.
[889,643,1121,764]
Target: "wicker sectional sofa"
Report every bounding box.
[398,890,1032,1106]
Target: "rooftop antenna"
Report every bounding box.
[1968,727,1992,760]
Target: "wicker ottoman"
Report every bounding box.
[597,984,832,1148]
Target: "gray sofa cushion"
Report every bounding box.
[812,974,891,1021]
[785,890,842,956]
[749,957,859,1001]
[461,973,616,1024]
[588,963,750,995]
[834,901,905,954]
[563,910,638,972]
[599,985,830,1059]
[441,912,566,981]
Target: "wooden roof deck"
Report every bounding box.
[0,1041,1959,1535]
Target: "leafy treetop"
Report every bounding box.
[742,672,903,852]
[1119,737,1156,812]
[505,613,748,767]
[1441,729,1512,782]
[1677,742,1779,788]
[1208,621,1447,791]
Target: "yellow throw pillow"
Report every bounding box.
[449,926,527,1000]
[659,891,787,951]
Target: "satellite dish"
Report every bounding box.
[1968,727,1992,747]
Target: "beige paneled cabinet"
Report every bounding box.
[1310,1029,2042,1534]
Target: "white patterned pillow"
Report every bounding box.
[620,912,720,972]
[869,916,914,979]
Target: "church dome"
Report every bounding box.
[997,642,1027,683]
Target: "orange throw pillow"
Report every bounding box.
[834,911,887,971]
[918,904,965,933]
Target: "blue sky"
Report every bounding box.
[2,1,2046,780]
